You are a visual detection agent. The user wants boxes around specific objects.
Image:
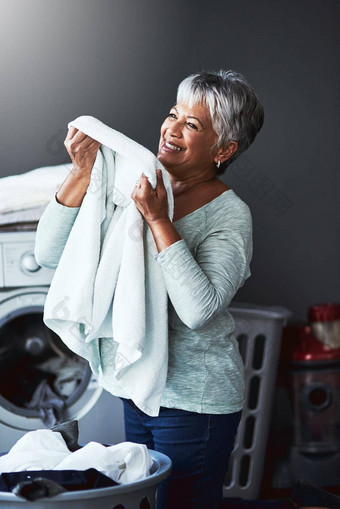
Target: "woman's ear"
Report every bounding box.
[215,141,238,165]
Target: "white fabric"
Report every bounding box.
[0,164,71,214]
[0,205,47,227]
[43,116,174,416]
[0,430,152,484]
[55,441,152,484]
[0,430,70,472]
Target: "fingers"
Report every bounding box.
[131,173,151,200]
[65,129,100,156]
[65,127,99,145]
[139,171,164,187]
[133,171,165,194]
[131,170,169,224]
[139,173,149,187]
[156,169,164,184]
[63,126,101,175]
[65,126,78,141]
[155,169,166,195]
[65,127,86,143]
[83,137,101,151]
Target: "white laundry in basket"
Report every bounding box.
[0,430,152,484]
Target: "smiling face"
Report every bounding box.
[157,102,220,178]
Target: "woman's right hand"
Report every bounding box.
[64,126,101,176]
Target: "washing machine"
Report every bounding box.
[0,230,125,452]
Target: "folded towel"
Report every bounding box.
[0,430,152,484]
[0,164,71,214]
[42,116,174,416]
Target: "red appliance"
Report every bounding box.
[278,310,340,487]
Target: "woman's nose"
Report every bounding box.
[166,120,184,138]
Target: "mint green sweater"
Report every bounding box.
[35,189,252,414]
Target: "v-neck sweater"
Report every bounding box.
[35,188,252,414]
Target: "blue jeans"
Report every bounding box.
[121,398,242,509]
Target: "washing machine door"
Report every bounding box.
[0,287,102,431]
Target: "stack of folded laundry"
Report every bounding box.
[0,164,71,230]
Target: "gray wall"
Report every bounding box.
[1,0,339,321]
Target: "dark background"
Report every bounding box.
[1,0,339,322]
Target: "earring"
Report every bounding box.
[216,160,221,169]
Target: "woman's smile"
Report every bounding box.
[161,140,185,152]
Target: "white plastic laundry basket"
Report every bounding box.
[223,302,291,500]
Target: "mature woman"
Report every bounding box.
[36,70,264,508]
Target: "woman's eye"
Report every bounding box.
[187,122,198,130]
[168,113,177,119]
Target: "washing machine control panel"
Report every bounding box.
[0,231,55,287]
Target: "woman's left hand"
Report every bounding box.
[131,170,169,224]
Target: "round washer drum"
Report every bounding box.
[0,287,104,445]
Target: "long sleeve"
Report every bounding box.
[34,195,80,269]
[155,204,252,330]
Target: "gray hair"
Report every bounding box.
[176,70,264,174]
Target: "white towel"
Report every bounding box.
[0,430,152,484]
[43,116,174,416]
[0,164,71,214]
